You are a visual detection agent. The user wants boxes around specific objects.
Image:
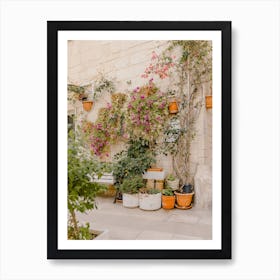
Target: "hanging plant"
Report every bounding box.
[67,84,87,103]
[81,94,127,157]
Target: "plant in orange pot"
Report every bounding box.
[174,186,194,209]
[161,188,175,210]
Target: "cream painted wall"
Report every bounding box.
[68,40,212,177]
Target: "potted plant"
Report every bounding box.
[165,174,180,190]
[174,186,194,209]
[168,99,179,114]
[161,188,175,210]
[119,176,144,208]
[139,188,161,211]
[113,139,155,202]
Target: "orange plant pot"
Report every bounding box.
[175,192,194,207]
[162,195,175,210]
[168,100,179,114]
[82,101,94,112]
[205,95,212,109]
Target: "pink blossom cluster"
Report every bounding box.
[127,86,168,138]
[89,123,110,157]
[141,51,175,79]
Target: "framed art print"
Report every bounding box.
[47,21,231,259]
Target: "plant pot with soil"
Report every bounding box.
[174,190,194,209]
[139,188,162,211]
[161,189,175,210]
[119,175,144,208]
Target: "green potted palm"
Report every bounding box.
[119,176,144,208]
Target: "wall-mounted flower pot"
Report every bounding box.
[174,192,194,208]
[205,95,212,109]
[82,100,94,112]
[162,195,175,210]
[168,100,179,114]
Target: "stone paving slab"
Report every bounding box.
[76,197,212,240]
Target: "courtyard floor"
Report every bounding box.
[76,197,212,240]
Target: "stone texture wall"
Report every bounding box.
[68,40,212,208]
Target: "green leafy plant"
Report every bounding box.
[119,175,144,194]
[166,174,176,181]
[162,189,174,196]
[68,222,97,240]
[113,139,155,187]
[146,188,161,195]
[67,83,86,102]
[68,131,107,240]
[94,72,115,97]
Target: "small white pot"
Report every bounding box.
[139,193,162,210]
[122,193,139,208]
[166,179,180,190]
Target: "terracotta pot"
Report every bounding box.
[162,195,175,210]
[175,192,194,207]
[168,100,179,113]
[83,100,94,112]
[205,95,212,109]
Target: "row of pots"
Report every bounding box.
[81,96,212,113]
[122,191,194,210]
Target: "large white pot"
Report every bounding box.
[166,179,180,190]
[122,193,139,208]
[139,193,162,210]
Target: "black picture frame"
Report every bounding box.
[47,21,231,259]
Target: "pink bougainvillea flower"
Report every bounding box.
[140,95,145,99]
[151,51,158,60]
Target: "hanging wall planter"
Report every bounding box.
[205,95,212,109]
[168,99,179,114]
[82,100,94,112]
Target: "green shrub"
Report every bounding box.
[68,131,107,240]
[162,189,174,196]
[119,175,144,194]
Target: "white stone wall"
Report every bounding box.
[68,40,212,193]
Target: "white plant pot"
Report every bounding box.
[139,193,162,210]
[122,193,139,208]
[166,179,180,190]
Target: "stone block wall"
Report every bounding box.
[68,40,212,208]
